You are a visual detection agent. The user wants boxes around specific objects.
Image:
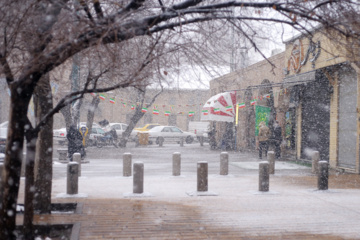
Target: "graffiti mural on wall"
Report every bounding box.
[255,105,271,136]
[286,39,321,75]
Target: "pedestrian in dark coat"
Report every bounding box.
[273,121,282,159]
[67,125,84,161]
[258,121,270,159]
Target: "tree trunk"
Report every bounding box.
[34,74,53,214]
[72,99,83,126]
[119,88,163,148]
[119,107,145,148]
[23,137,37,239]
[85,96,100,146]
[0,91,31,239]
[60,104,72,131]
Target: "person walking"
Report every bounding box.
[273,121,282,159]
[66,125,84,161]
[258,121,270,159]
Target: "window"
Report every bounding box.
[171,127,182,133]
[97,128,105,134]
[112,124,121,130]
[162,127,171,132]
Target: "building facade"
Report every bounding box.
[283,31,360,173]
[209,29,360,173]
[209,52,285,152]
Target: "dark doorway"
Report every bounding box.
[301,71,331,160]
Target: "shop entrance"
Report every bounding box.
[301,72,331,160]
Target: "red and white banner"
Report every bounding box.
[201,91,236,122]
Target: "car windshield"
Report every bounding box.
[96,128,105,134]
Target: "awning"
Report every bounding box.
[201,91,236,122]
[283,70,316,86]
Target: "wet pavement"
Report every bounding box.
[17,142,360,239]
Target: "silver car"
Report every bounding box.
[147,126,196,144]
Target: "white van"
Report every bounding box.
[188,121,210,141]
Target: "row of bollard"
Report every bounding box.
[0,150,328,196]
[64,150,329,195]
[257,150,329,192]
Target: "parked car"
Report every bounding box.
[188,121,210,142]
[146,126,196,144]
[53,126,106,146]
[103,123,128,137]
[53,127,68,145]
[0,121,8,154]
[103,123,140,141]
[87,127,106,146]
[80,122,102,128]
[135,123,160,132]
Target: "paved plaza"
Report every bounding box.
[17,143,360,239]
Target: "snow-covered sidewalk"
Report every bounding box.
[17,143,360,239]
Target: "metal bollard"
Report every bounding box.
[172,152,181,176]
[318,161,329,190]
[67,162,79,195]
[133,162,144,194]
[268,151,275,174]
[159,138,163,147]
[180,137,184,147]
[123,153,132,177]
[259,161,269,192]
[197,161,208,192]
[73,153,82,176]
[312,151,320,174]
[220,152,229,175]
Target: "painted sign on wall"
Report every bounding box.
[255,105,271,136]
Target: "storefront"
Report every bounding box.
[207,53,285,152]
[283,30,360,173]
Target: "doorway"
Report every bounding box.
[301,71,331,160]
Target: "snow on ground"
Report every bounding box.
[15,143,360,239]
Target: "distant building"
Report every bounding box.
[89,88,210,131]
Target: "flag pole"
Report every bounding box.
[234,91,238,151]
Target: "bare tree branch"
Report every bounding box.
[79,0,95,24]
[93,0,104,19]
